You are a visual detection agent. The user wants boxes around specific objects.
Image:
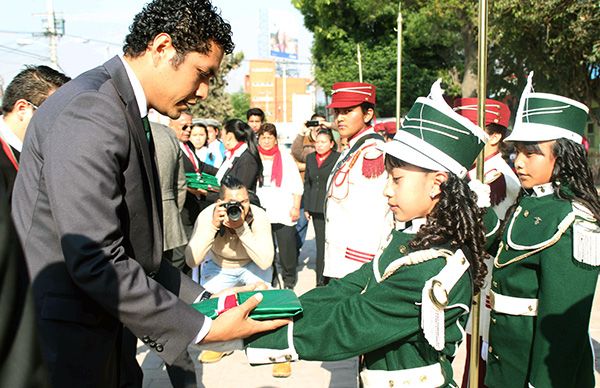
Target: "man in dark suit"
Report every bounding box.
[169,111,218,273]
[0,65,69,197]
[11,1,287,387]
[0,175,50,388]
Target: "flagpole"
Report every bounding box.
[470,0,489,387]
[396,1,402,131]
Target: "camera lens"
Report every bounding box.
[227,204,242,222]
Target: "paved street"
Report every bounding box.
[140,223,600,387]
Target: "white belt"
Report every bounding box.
[360,363,445,387]
[489,290,538,316]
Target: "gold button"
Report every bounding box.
[420,375,427,382]
[285,354,292,361]
[523,210,529,217]
[492,280,498,287]
[528,305,533,311]
[389,381,395,387]
[488,346,493,353]
[491,317,497,324]
[269,357,276,362]
[399,245,407,254]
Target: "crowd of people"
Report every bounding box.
[1,0,599,388]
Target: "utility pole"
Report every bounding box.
[37,0,65,68]
[396,1,402,131]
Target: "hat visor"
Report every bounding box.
[504,123,582,143]
[326,100,362,109]
[378,139,449,174]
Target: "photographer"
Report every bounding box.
[185,176,274,364]
[185,175,274,291]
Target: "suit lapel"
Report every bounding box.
[103,56,163,260]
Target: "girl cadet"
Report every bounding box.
[485,72,600,388]
[244,80,489,387]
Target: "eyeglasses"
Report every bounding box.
[25,100,39,110]
[182,125,192,131]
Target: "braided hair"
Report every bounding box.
[385,155,488,292]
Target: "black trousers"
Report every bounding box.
[309,212,328,287]
[271,223,298,289]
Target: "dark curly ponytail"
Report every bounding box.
[551,138,600,220]
[385,155,488,293]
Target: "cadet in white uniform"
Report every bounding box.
[323,82,392,280]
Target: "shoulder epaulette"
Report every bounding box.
[572,202,600,266]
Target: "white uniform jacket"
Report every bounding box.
[323,128,392,278]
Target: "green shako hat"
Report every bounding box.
[504,71,589,144]
[381,80,487,178]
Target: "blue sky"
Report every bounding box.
[0,0,313,92]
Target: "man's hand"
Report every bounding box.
[212,200,227,228]
[290,206,300,222]
[188,187,207,198]
[199,293,290,343]
[304,211,311,221]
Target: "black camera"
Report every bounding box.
[221,201,243,222]
[305,120,320,127]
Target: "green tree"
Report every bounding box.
[293,0,599,117]
[190,52,244,121]
[490,0,600,111]
[230,90,250,121]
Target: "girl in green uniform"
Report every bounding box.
[245,81,490,387]
[485,73,600,388]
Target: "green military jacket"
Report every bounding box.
[486,184,600,388]
[246,223,473,387]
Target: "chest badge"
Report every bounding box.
[534,216,542,225]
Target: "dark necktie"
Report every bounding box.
[142,116,151,142]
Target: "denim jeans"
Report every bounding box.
[200,258,273,293]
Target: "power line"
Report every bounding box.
[0,44,50,61]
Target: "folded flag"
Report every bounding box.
[186,172,220,191]
[191,289,303,320]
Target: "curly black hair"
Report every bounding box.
[123,0,234,63]
[506,139,600,221]
[385,155,488,293]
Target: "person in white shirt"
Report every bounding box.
[256,123,303,289]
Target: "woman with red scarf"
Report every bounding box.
[303,128,340,286]
[256,123,303,290]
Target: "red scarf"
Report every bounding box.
[258,145,282,187]
[316,149,332,168]
[227,141,244,159]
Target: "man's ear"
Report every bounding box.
[14,99,33,120]
[148,33,176,65]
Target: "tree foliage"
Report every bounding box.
[293,0,599,118]
[191,52,244,121]
[230,90,250,121]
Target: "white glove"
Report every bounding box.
[468,179,491,208]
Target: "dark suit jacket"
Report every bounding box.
[11,56,206,387]
[180,141,218,227]
[303,150,340,214]
[0,139,19,197]
[222,149,260,192]
[0,175,49,388]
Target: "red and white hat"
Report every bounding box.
[327,82,376,109]
[453,98,511,128]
